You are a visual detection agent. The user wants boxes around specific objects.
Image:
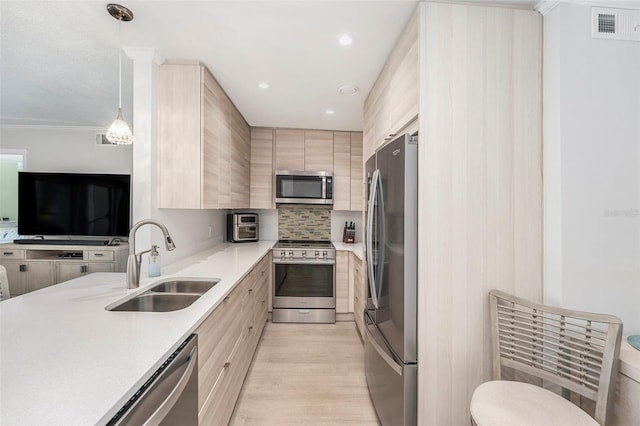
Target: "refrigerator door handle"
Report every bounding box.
[366,169,380,309]
[365,319,403,376]
[376,168,385,306]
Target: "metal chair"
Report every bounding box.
[0,265,10,301]
[470,290,623,426]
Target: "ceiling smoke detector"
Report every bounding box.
[338,85,359,96]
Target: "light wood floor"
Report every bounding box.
[230,322,380,426]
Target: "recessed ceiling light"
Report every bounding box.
[337,34,354,46]
[258,82,270,89]
[325,109,335,115]
[338,85,359,95]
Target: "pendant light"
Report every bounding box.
[106,3,134,145]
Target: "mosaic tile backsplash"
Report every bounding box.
[278,205,331,240]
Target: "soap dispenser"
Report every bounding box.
[148,245,161,277]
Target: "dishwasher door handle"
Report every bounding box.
[143,346,198,426]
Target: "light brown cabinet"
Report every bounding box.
[196,252,270,425]
[333,132,351,211]
[158,63,250,209]
[350,133,364,211]
[250,128,275,209]
[57,262,114,283]
[1,261,55,296]
[350,252,366,340]
[336,251,349,314]
[274,129,304,171]
[304,130,334,172]
[0,244,127,297]
[332,132,363,211]
[363,9,419,159]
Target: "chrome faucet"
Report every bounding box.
[126,219,176,289]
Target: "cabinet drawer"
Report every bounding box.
[0,249,25,260]
[85,250,114,261]
[197,291,242,411]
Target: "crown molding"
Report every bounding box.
[0,124,108,132]
[535,0,561,14]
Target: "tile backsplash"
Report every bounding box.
[278,205,331,240]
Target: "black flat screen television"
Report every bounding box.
[18,172,131,237]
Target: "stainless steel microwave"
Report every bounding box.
[275,170,333,205]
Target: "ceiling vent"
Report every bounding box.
[592,7,640,42]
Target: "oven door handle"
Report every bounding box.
[272,259,336,265]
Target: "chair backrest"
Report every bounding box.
[489,290,622,425]
[0,265,10,301]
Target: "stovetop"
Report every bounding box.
[275,240,335,249]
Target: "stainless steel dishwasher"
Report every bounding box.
[106,334,198,426]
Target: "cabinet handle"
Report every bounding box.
[248,288,253,294]
[261,270,265,276]
[93,253,104,257]
[3,252,14,256]
[248,326,253,331]
[224,362,230,369]
[19,264,27,272]
[223,296,230,302]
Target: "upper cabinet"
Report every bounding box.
[363,10,419,160]
[333,132,363,211]
[333,132,351,211]
[157,63,250,209]
[251,128,363,211]
[274,129,305,171]
[349,132,363,211]
[250,128,275,209]
[304,130,333,172]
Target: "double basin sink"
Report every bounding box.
[108,279,220,312]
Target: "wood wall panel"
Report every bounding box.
[417,3,542,425]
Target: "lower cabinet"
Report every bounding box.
[57,263,115,283]
[2,261,56,296]
[336,251,349,313]
[351,253,366,340]
[196,252,270,425]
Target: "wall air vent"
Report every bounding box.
[592,7,640,42]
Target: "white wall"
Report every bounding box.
[544,3,640,334]
[331,210,362,243]
[0,126,133,173]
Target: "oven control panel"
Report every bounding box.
[274,248,335,260]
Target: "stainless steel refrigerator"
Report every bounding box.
[364,133,417,426]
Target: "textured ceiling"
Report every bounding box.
[0,0,539,132]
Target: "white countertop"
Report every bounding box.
[0,240,275,426]
[332,241,363,260]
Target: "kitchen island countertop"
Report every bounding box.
[0,240,275,426]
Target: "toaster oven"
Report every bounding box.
[226,213,259,243]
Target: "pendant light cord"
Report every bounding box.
[118,16,122,110]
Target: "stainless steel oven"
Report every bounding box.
[272,240,336,323]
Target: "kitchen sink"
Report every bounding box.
[109,293,201,312]
[107,279,220,312]
[149,280,219,294]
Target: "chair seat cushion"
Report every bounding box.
[470,380,599,426]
